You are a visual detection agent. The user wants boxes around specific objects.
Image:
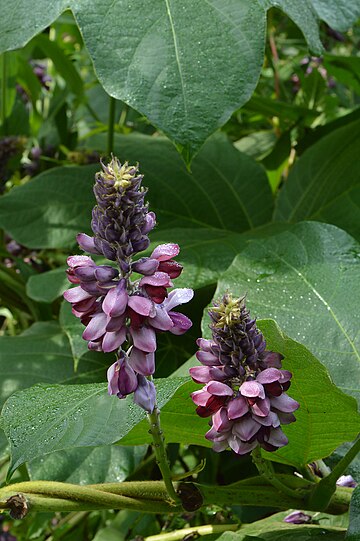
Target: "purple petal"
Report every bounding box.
[132,257,159,275]
[151,243,180,261]
[251,397,270,417]
[205,426,230,442]
[277,411,296,425]
[142,212,156,234]
[196,338,216,351]
[266,427,288,448]
[95,266,118,282]
[240,381,265,399]
[261,351,284,369]
[130,325,157,353]
[270,394,300,413]
[103,280,128,317]
[67,255,95,268]
[191,389,212,407]
[148,305,173,331]
[336,475,358,488]
[284,511,311,524]
[256,368,281,384]
[228,436,258,455]
[134,375,156,412]
[82,311,107,341]
[64,286,92,303]
[168,312,192,335]
[128,295,155,316]
[212,440,230,452]
[72,296,97,313]
[252,411,280,427]
[189,366,213,384]
[163,288,194,311]
[196,349,220,366]
[129,347,155,376]
[102,328,127,352]
[140,272,172,287]
[232,416,261,441]
[279,370,292,383]
[227,397,249,419]
[212,407,232,432]
[107,361,120,395]
[119,359,138,395]
[206,381,233,397]
[77,233,101,255]
[105,314,125,332]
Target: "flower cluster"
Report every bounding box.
[190,294,299,455]
[64,157,193,412]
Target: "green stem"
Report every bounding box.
[145,524,238,541]
[251,447,305,500]
[118,103,129,128]
[147,405,180,504]
[307,434,360,510]
[107,96,116,156]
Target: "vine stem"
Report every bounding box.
[147,395,180,504]
[251,447,304,500]
[144,524,238,541]
[1,52,7,131]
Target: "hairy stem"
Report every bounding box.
[251,447,305,500]
[147,405,180,504]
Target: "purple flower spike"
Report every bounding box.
[190,294,299,455]
[64,156,193,413]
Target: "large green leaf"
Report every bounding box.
[28,445,147,484]
[214,222,360,406]
[1,377,187,477]
[0,133,273,249]
[217,510,346,541]
[122,320,360,467]
[1,2,359,155]
[274,120,360,242]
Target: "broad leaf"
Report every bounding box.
[214,222,360,406]
[0,134,273,249]
[274,120,360,242]
[1,377,187,477]
[26,266,69,303]
[122,320,360,467]
[28,445,147,484]
[347,485,360,541]
[217,510,346,541]
[1,2,359,155]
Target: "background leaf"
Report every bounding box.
[346,485,360,540]
[1,377,187,477]
[1,1,359,154]
[274,120,360,242]
[28,445,147,484]
[213,222,360,406]
[0,133,273,249]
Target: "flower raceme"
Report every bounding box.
[189,294,299,455]
[64,157,193,412]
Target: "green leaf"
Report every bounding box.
[26,266,68,302]
[347,485,360,540]
[217,510,346,541]
[274,120,360,242]
[1,1,358,154]
[28,445,147,484]
[59,301,90,369]
[0,133,273,249]
[123,320,360,467]
[214,222,360,406]
[1,377,187,477]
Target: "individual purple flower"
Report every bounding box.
[283,510,312,524]
[190,294,299,455]
[64,156,193,413]
[336,475,358,488]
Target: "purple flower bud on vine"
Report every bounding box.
[283,511,312,524]
[64,157,193,413]
[190,294,299,455]
[336,475,357,488]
